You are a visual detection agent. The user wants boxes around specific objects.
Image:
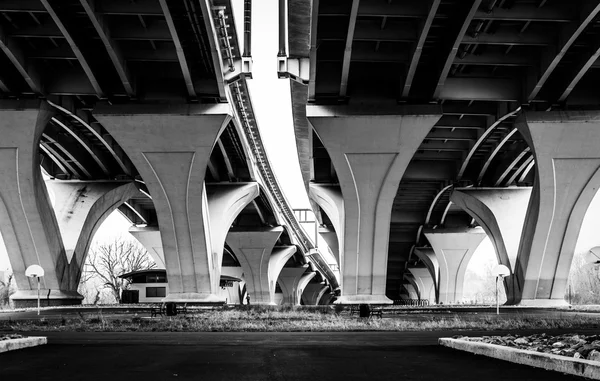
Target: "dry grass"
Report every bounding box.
[0,306,599,332]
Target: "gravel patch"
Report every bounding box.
[0,334,23,340]
[457,333,600,361]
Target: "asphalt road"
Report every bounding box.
[0,331,588,380]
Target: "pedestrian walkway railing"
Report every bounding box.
[228,78,339,291]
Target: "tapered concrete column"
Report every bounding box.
[318,226,339,264]
[404,274,421,299]
[129,226,166,269]
[319,292,335,305]
[404,284,419,300]
[96,104,249,303]
[414,248,439,299]
[514,111,600,306]
[310,184,343,265]
[206,184,260,296]
[301,282,329,305]
[278,266,313,305]
[425,227,486,304]
[308,105,442,304]
[226,227,297,305]
[451,187,532,305]
[408,267,436,304]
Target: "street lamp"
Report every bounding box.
[25,265,45,315]
[492,264,510,315]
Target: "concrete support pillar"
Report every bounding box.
[414,248,439,300]
[310,184,343,266]
[319,292,335,305]
[308,105,442,304]
[0,102,135,306]
[278,266,314,306]
[205,184,260,297]
[404,274,421,300]
[514,111,600,306]
[301,282,329,305]
[408,267,436,304]
[129,226,166,269]
[226,227,297,305]
[425,228,486,304]
[318,226,339,265]
[451,187,532,305]
[404,283,419,300]
[96,105,258,303]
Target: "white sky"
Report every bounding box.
[2,0,600,283]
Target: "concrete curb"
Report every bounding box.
[439,338,600,380]
[0,337,47,353]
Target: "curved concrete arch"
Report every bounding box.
[451,187,532,304]
[296,271,317,305]
[48,181,140,290]
[309,183,343,265]
[206,183,260,293]
[315,285,331,305]
[268,246,298,302]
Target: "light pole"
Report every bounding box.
[492,264,510,315]
[25,265,45,315]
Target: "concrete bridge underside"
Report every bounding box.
[282,0,600,305]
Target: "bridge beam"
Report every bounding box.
[95,104,260,303]
[514,111,600,306]
[424,227,487,305]
[308,105,442,304]
[451,187,532,305]
[226,227,296,305]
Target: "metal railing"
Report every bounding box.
[228,79,339,290]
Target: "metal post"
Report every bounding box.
[243,0,252,57]
[37,276,40,315]
[278,0,286,57]
[495,276,499,315]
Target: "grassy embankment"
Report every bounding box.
[1,305,599,332]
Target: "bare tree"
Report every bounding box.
[568,252,600,304]
[0,272,14,307]
[81,238,156,303]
